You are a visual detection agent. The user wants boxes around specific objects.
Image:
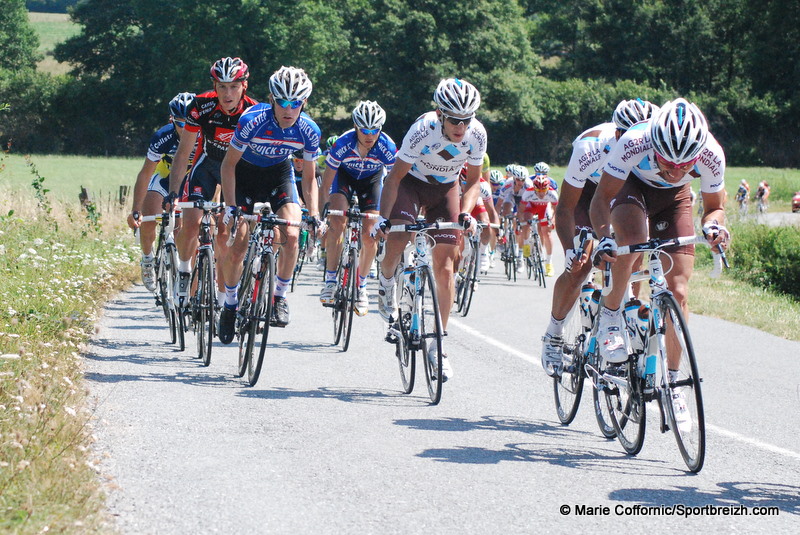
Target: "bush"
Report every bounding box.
[727,221,800,299]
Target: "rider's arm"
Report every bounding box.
[589,171,625,240]
[302,157,319,217]
[128,158,159,228]
[169,130,198,195]
[460,163,482,214]
[319,165,336,210]
[700,190,726,228]
[220,147,245,210]
[378,158,413,220]
[484,190,500,225]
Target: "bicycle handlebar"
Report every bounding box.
[175,200,225,212]
[387,221,465,233]
[326,209,382,220]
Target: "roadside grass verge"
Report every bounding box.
[0,194,138,533]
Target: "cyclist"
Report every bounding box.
[540,98,658,376]
[589,99,729,400]
[319,100,397,316]
[532,161,558,192]
[735,179,750,213]
[217,65,320,342]
[458,165,499,273]
[128,92,195,291]
[291,149,322,207]
[500,165,533,272]
[372,77,486,382]
[521,174,559,276]
[168,57,258,307]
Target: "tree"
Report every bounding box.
[1,0,41,71]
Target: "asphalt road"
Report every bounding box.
[86,243,800,533]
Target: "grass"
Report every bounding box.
[28,12,79,77]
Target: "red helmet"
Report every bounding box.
[210,57,249,83]
[533,176,550,191]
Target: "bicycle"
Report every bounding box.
[501,215,519,281]
[230,202,300,386]
[454,221,499,317]
[290,208,316,292]
[551,229,616,438]
[323,207,380,352]
[384,220,465,404]
[175,200,224,366]
[523,217,546,288]
[140,210,184,350]
[597,234,727,472]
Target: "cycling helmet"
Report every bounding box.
[533,175,550,190]
[649,98,708,164]
[510,165,528,180]
[169,92,195,119]
[209,57,249,83]
[533,162,550,175]
[489,170,504,185]
[291,149,303,159]
[612,98,659,131]
[326,135,338,149]
[352,100,386,130]
[269,66,313,101]
[433,78,481,116]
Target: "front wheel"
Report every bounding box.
[195,253,215,367]
[553,300,586,424]
[605,358,646,455]
[659,294,705,473]
[248,253,275,387]
[418,266,444,404]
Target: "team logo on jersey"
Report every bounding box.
[431,143,441,151]
[437,145,460,161]
[655,220,669,232]
[216,131,234,143]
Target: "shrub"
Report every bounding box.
[727,221,800,299]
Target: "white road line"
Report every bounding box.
[449,317,800,462]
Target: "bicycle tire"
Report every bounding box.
[396,270,415,394]
[291,230,307,292]
[176,302,186,352]
[196,253,215,367]
[659,294,705,472]
[418,265,444,404]
[534,235,546,288]
[553,300,586,424]
[340,249,358,352]
[461,242,480,317]
[588,348,617,438]
[332,260,348,346]
[248,253,275,387]
[605,358,646,455]
[162,244,179,344]
[236,252,257,378]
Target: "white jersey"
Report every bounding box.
[602,121,726,193]
[500,178,532,205]
[396,111,487,185]
[521,187,559,206]
[564,122,619,189]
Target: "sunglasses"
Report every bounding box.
[359,127,380,135]
[174,121,186,128]
[275,98,304,109]
[441,112,474,126]
[514,178,526,183]
[655,152,699,170]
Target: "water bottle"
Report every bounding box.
[643,353,656,393]
[637,302,650,340]
[579,283,596,329]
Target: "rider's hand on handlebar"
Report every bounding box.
[592,236,618,266]
[702,222,730,252]
[127,210,141,230]
[162,192,178,211]
[223,206,237,227]
[458,212,477,235]
[370,215,389,239]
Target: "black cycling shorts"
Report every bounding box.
[234,158,298,214]
[330,168,382,211]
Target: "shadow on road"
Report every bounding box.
[609,481,800,513]
[236,385,433,406]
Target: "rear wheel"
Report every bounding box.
[418,266,444,404]
[291,230,308,292]
[533,235,546,288]
[605,360,646,455]
[553,301,586,424]
[339,250,358,351]
[248,253,275,387]
[460,243,479,317]
[659,294,705,472]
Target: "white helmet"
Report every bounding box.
[510,165,529,180]
[489,170,504,185]
[533,162,550,175]
[613,99,659,131]
[352,100,386,129]
[433,78,481,116]
[504,164,516,175]
[650,98,709,164]
[269,66,313,101]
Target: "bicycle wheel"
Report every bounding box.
[332,257,349,346]
[291,230,307,292]
[162,244,180,345]
[396,273,415,394]
[659,294,705,472]
[236,257,256,378]
[340,249,358,352]
[588,349,617,438]
[248,253,275,387]
[460,244,480,317]
[417,265,444,404]
[553,301,586,424]
[605,359,646,455]
[534,236,546,288]
[196,252,215,367]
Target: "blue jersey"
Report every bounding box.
[229,103,321,167]
[146,123,180,167]
[325,129,397,179]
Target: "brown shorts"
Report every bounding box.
[390,175,461,245]
[611,174,695,255]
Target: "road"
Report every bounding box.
[86,246,800,533]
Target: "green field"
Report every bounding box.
[28,12,79,76]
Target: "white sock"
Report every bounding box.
[274,276,291,298]
[224,284,238,307]
[546,315,566,338]
[178,259,191,273]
